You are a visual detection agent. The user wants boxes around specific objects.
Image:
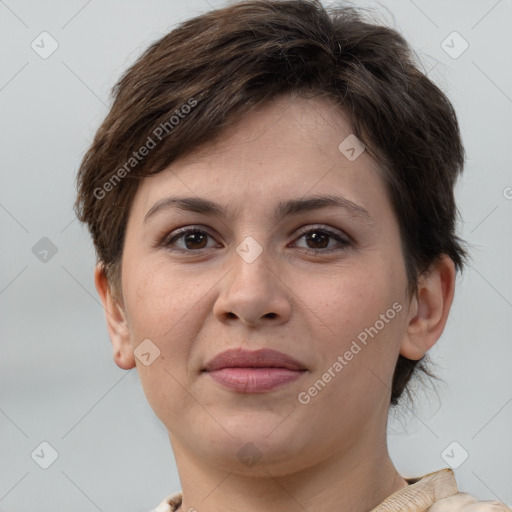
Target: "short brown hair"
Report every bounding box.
[74,0,467,407]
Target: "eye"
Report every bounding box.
[161,225,351,255]
[291,226,351,255]
[163,227,218,252]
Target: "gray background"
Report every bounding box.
[1,0,511,510]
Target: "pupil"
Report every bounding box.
[186,232,207,249]
[307,232,328,248]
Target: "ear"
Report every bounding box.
[400,255,456,360]
[94,262,136,370]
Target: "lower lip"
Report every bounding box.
[205,368,306,392]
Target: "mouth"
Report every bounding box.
[202,348,307,393]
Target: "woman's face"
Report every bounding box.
[114,95,415,475]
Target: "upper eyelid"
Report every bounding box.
[166,224,350,247]
[170,223,346,237]
[295,224,348,237]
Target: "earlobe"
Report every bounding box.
[400,255,456,361]
[94,262,136,370]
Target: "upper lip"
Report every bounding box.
[202,348,306,371]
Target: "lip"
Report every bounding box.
[202,348,307,393]
[203,348,306,371]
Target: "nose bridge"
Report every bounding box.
[213,233,291,325]
[230,234,274,301]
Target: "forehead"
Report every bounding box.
[130,94,387,220]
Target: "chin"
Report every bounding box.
[201,420,312,471]
[207,440,311,477]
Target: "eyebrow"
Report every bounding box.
[143,194,374,224]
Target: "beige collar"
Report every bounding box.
[370,468,458,511]
[154,468,458,512]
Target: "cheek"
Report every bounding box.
[125,259,207,337]
[297,269,406,425]
[298,257,407,396]
[120,266,209,407]
[300,263,400,341]
[123,262,205,423]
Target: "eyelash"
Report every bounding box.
[161,225,351,256]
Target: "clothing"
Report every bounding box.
[148,468,511,512]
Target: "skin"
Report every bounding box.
[95,93,456,512]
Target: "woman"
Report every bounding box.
[74,1,510,510]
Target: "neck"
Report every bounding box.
[169,434,408,512]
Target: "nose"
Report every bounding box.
[212,245,292,327]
